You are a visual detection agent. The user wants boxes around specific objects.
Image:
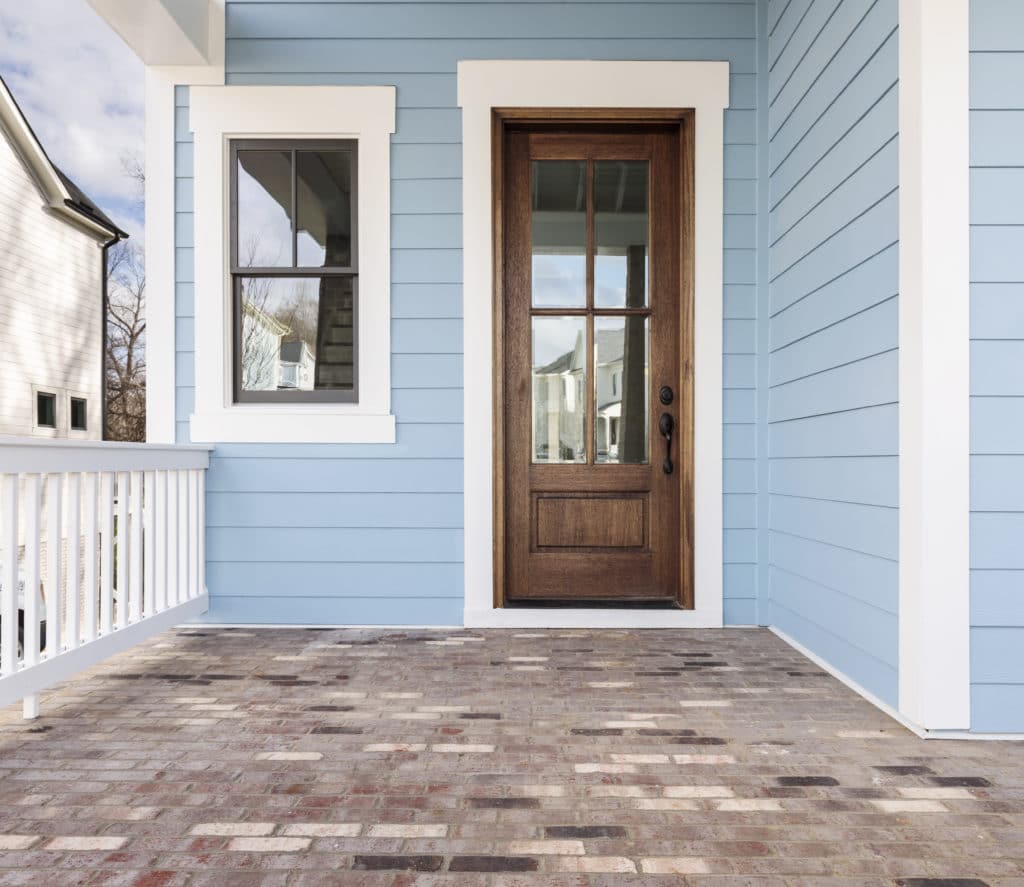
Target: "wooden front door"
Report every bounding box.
[497,116,694,607]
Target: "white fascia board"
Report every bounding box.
[87,0,219,66]
[898,0,971,730]
[0,84,70,205]
[1,81,120,242]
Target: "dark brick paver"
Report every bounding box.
[1,627,1023,884]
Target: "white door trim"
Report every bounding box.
[457,60,729,629]
[897,0,971,730]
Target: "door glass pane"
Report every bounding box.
[532,316,586,463]
[531,160,586,308]
[594,160,649,308]
[297,149,354,268]
[236,150,293,267]
[595,316,648,464]
[238,276,355,394]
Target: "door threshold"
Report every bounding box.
[505,599,682,610]
[464,607,724,629]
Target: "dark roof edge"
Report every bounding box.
[57,170,129,241]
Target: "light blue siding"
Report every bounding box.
[764,0,900,706]
[174,1,760,624]
[174,85,194,446]
[969,0,1024,733]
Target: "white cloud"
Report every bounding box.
[0,0,144,239]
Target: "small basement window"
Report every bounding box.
[36,392,56,428]
[70,397,88,431]
[231,141,358,403]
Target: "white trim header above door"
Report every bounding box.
[457,60,729,629]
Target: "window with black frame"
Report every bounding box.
[230,141,358,402]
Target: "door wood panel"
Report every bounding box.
[494,112,694,607]
[535,495,647,550]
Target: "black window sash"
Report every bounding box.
[229,139,359,404]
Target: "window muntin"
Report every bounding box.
[230,141,358,403]
[70,397,88,431]
[36,392,56,428]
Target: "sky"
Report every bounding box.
[0,0,144,240]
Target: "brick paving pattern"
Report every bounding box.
[0,627,1022,885]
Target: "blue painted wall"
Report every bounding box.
[763,0,900,706]
[969,0,1024,732]
[173,1,760,624]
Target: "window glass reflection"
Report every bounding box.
[532,316,586,463]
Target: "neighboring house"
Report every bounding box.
[89,0,1024,736]
[278,340,315,392]
[0,77,127,441]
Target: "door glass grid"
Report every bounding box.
[529,158,651,465]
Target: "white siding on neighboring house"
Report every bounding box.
[0,128,105,440]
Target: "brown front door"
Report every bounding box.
[498,117,694,607]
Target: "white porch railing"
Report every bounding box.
[0,438,211,718]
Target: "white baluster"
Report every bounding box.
[129,471,143,622]
[45,474,63,658]
[83,473,99,643]
[155,471,168,612]
[23,476,41,667]
[0,475,17,678]
[66,474,81,651]
[143,470,155,617]
[115,472,129,629]
[100,473,115,636]
[23,475,41,718]
[197,469,206,597]
[188,470,199,600]
[178,471,189,605]
[167,471,178,607]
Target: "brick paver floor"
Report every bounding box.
[1,627,1023,886]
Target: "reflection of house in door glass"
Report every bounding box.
[532,322,648,465]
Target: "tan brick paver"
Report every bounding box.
[1,626,1023,884]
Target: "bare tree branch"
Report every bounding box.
[106,239,146,441]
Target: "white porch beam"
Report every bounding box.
[898,0,971,731]
[87,0,221,66]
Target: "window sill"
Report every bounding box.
[189,409,396,444]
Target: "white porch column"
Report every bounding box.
[898,0,972,731]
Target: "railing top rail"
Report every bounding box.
[0,437,212,474]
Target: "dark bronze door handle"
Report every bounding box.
[659,412,674,475]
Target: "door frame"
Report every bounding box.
[457,60,730,629]
[494,114,693,609]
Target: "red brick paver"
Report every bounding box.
[1,627,1022,885]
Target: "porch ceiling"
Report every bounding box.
[1,627,1021,882]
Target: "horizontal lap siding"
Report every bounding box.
[175,86,194,446]
[185,0,759,624]
[765,0,899,705]
[0,131,104,438]
[969,0,1024,733]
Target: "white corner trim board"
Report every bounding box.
[457,60,729,629]
[898,0,971,731]
[187,85,397,444]
[145,65,223,444]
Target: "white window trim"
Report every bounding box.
[67,391,91,438]
[31,386,61,438]
[187,85,396,444]
[898,0,972,732]
[457,60,729,629]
